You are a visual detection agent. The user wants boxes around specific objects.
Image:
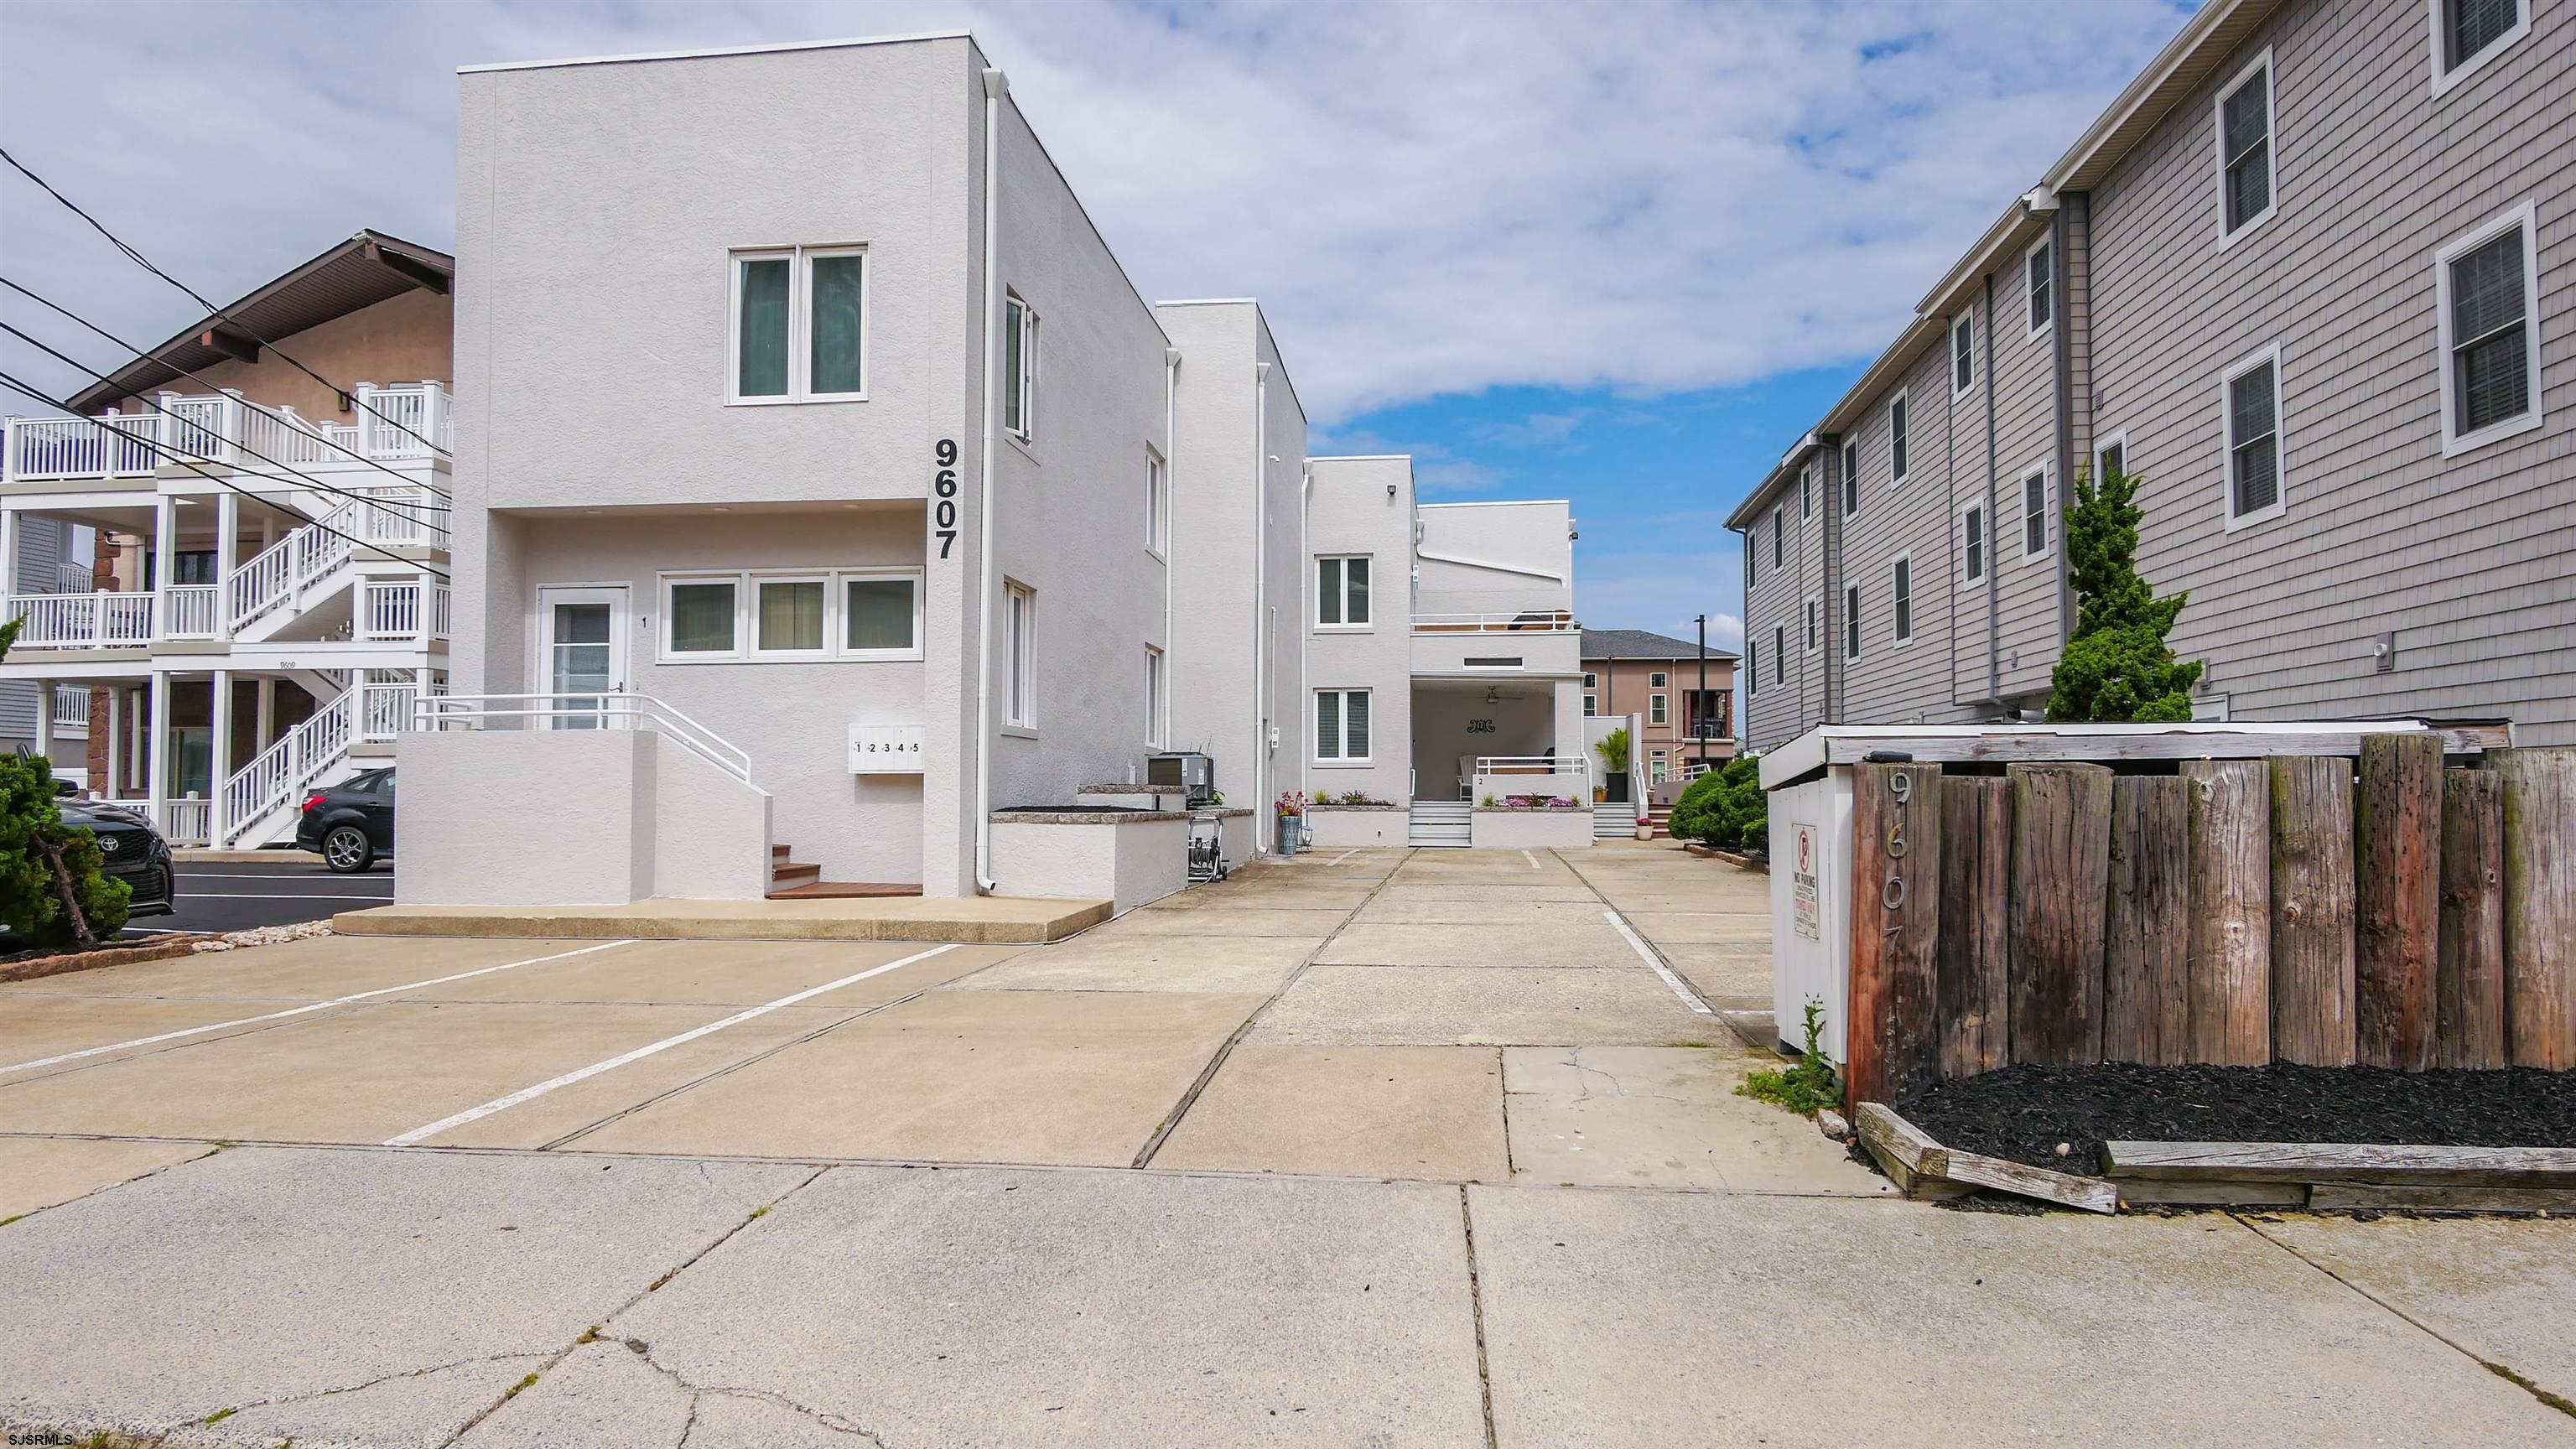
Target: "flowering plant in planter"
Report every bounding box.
[1501,794,1580,809]
[1275,790,1309,818]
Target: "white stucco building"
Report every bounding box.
[405,32,1595,906]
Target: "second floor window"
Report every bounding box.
[1841,439,1859,517]
[1146,449,1169,555]
[1005,581,1036,726]
[2023,470,2052,557]
[1952,314,1974,395]
[1317,555,1370,626]
[2219,56,2275,238]
[1890,394,1910,484]
[1842,584,1862,661]
[1963,503,1987,583]
[1892,557,1914,644]
[1772,626,1785,683]
[2225,351,2283,522]
[2438,205,2539,452]
[1650,692,1668,724]
[2436,0,2530,86]
[2027,239,2054,336]
[1004,294,1038,440]
[1805,597,1819,652]
[732,247,866,402]
[1772,505,1785,569]
[1649,672,1668,688]
[1800,463,1814,519]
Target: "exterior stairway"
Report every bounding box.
[1407,799,1472,849]
[1592,801,1637,839]
[765,842,921,899]
[218,686,365,849]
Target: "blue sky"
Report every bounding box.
[0,0,2195,647]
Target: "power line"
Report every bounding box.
[0,367,449,584]
[0,273,450,503]
[0,145,452,461]
[0,320,451,529]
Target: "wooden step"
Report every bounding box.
[769,860,821,890]
[766,880,926,900]
[771,843,792,860]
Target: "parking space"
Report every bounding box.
[124,856,394,939]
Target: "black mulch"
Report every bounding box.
[1895,1062,2576,1175]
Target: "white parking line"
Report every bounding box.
[1521,850,1540,870]
[181,892,394,901]
[1602,910,1714,1015]
[0,939,639,1075]
[1326,850,1357,866]
[383,943,961,1146]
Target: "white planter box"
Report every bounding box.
[1471,808,1594,850]
[1304,807,1407,849]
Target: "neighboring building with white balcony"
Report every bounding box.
[0,231,454,846]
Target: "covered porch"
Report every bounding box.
[1408,676,1589,804]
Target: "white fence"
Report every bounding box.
[3,382,452,483]
[4,590,153,647]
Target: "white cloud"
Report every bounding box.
[1576,548,1745,647]
[0,0,2187,421]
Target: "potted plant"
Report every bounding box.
[1593,727,1632,804]
[1275,790,1308,855]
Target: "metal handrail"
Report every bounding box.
[1412,610,1579,633]
[1475,755,1587,773]
[418,692,756,785]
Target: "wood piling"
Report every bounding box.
[2437,767,2506,1069]
[2270,756,2357,1066]
[2007,763,2111,1066]
[1936,778,2011,1078]
[2355,735,2442,1069]
[1846,761,1944,1108]
[2495,748,2576,1070]
[2184,760,2272,1064]
[2102,776,2189,1064]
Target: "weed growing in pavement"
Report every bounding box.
[1736,996,1841,1116]
[502,1373,538,1400]
[203,1408,237,1425]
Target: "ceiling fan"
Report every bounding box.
[1483,685,1528,704]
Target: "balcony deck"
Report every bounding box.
[3,382,449,487]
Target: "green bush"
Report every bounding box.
[0,752,130,950]
[1668,755,1767,849]
[2046,463,2204,722]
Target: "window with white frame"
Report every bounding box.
[1772,625,1786,683]
[1952,314,1975,396]
[2432,0,2531,91]
[1841,439,1860,516]
[730,247,866,402]
[1145,447,1168,556]
[1650,692,1668,724]
[1804,596,1820,653]
[1772,504,1785,570]
[1005,580,1036,726]
[1842,583,1862,661]
[660,569,921,662]
[2023,468,2052,558]
[1889,392,1910,485]
[1316,555,1372,627]
[1650,750,1669,785]
[2216,53,2276,242]
[2096,432,2127,484]
[1649,671,1668,688]
[1003,293,1038,441]
[1145,645,1166,745]
[1744,641,1757,698]
[1582,672,1597,717]
[1314,688,1371,761]
[2027,237,2054,337]
[1963,501,1987,584]
[1800,463,1814,519]
[1891,555,1914,646]
[1746,527,1758,588]
[2223,347,2285,525]
[2436,202,2542,454]
[1583,691,1597,717]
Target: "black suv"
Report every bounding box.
[295,766,397,873]
[59,794,176,918]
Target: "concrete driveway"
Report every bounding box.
[2,841,2568,1446]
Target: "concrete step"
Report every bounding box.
[767,880,923,900]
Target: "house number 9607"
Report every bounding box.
[932,439,960,560]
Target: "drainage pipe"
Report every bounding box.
[1163,346,1179,740]
[973,66,1007,894]
[1252,358,1270,851]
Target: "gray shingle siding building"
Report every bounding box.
[1731,0,2573,751]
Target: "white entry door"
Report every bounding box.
[537,584,628,729]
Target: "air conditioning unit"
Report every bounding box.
[1145,751,1216,807]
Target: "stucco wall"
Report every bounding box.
[989,815,1186,911]
[1416,501,1572,616]
[649,731,773,900]
[1303,456,1415,807]
[1304,808,1406,848]
[396,730,652,905]
[1470,808,1593,850]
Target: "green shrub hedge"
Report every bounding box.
[1668,755,1767,851]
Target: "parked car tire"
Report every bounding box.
[322,824,376,874]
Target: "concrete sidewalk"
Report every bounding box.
[335,893,1111,943]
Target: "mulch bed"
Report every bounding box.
[1897,1062,2576,1175]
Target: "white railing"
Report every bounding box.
[51,683,87,732]
[363,580,419,639]
[6,591,153,647]
[3,382,451,483]
[361,680,418,741]
[1413,610,1579,634]
[221,688,356,842]
[229,497,357,632]
[1475,755,1587,775]
[431,583,451,639]
[53,561,94,594]
[164,585,221,639]
[151,797,212,847]
[420,693,755,785]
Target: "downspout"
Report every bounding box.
[1252,359,1270,849]
[1163,345,1179,743]
[1981,273,2002,708]
[973,66,1007,894]
[2050,197,2079,647]
[1299,460,1312,804]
